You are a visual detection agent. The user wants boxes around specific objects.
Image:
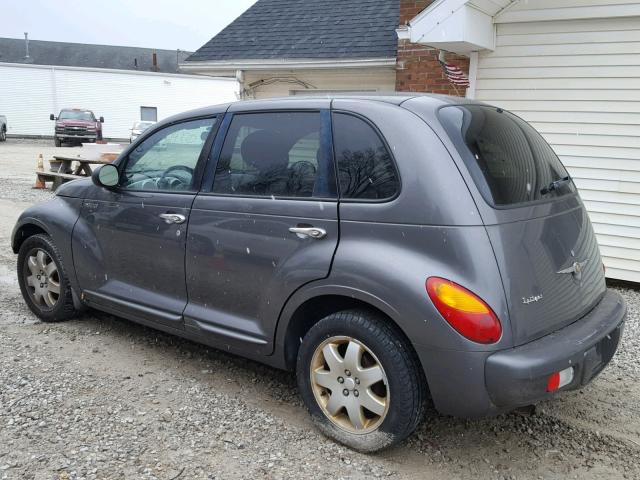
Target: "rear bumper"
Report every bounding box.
[415,289,626,417]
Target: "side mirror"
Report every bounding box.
[92,164,119,189]
[50,114,55,121]
[99,116,104,123]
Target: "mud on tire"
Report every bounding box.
[296,309,427,452]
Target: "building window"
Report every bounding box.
[140,106,158,122]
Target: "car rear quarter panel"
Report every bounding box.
[327,99,510,348]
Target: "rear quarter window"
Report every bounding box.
[438,105,574,207]
[332,113,399,200]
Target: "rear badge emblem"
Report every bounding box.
[522,294,543,305]
[557,260,588,282]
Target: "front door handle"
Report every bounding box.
[289,226,327,239]
[159,213,187,225]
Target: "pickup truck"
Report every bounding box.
[0,115,6,142]
[50,109,104,147]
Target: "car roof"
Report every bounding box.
[162,93,485,125]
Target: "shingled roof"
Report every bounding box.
[0,37,192,73]
[186,0,399,63]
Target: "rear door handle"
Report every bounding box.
[289,226,327,239]
[159,213,187,225]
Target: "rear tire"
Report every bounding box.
[54,138,62,147]
[296,309,427,452]
[17,234,79,322]
[0,127,6,142]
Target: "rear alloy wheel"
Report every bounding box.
[297,310,427,452]
[17,234,79,322]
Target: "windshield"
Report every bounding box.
[59,110,95,121]
[439,105,574,207]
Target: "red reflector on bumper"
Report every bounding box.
[546,373,560,392]
[546,367,574,392]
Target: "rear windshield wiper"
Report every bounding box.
[540,176,571,195]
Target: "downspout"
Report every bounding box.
[50,66,58,115]
[235,69,245,100]
[466,51,479,99]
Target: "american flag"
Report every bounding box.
[439,59,470,88]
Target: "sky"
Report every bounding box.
[0,0,258,52]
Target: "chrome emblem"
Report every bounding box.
[522,294,543,305]
[557,260,589,282]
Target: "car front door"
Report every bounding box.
[184,106,339,355]
[73,116,218,329]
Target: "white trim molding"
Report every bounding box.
[0,61,238,81]
[180,57,397,74]
[466,51,479,99]
[496,4,640,23]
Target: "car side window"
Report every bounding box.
[332,113,399,200]
[121,117,216,192]
[212,112,324,198]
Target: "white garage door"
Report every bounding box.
[475,13,640,283]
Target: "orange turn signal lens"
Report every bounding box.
[426,277,502,344]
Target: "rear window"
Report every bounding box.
[438,105,574,207]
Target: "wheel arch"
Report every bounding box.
[275,285,420,373]
[12,220,50,254]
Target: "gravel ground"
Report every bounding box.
[1,139,639,480]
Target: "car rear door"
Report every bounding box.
[184,101,339,355]
[72,116,219,329]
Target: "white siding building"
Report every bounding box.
[0,62,238,139]
[405,0,640,282]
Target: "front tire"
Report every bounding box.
[0,128,6,142]
[296,309,427,452]
[17,234,79,322]
[54,137,62,147]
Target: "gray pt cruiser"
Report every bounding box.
[12,95,626,452]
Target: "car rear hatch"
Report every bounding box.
[436,104,607,346]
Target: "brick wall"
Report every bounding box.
[400,0,433,24]
[396,0,470,96]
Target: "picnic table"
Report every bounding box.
[50,155,113,176]
[35,155,116,190]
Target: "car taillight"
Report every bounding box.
[426,277,502,344]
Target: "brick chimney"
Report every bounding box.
[396,0,470,96]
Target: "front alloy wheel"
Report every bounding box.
[24,249,61,309]
[17,234,79,322]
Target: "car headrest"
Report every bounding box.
[241,130,289,172]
